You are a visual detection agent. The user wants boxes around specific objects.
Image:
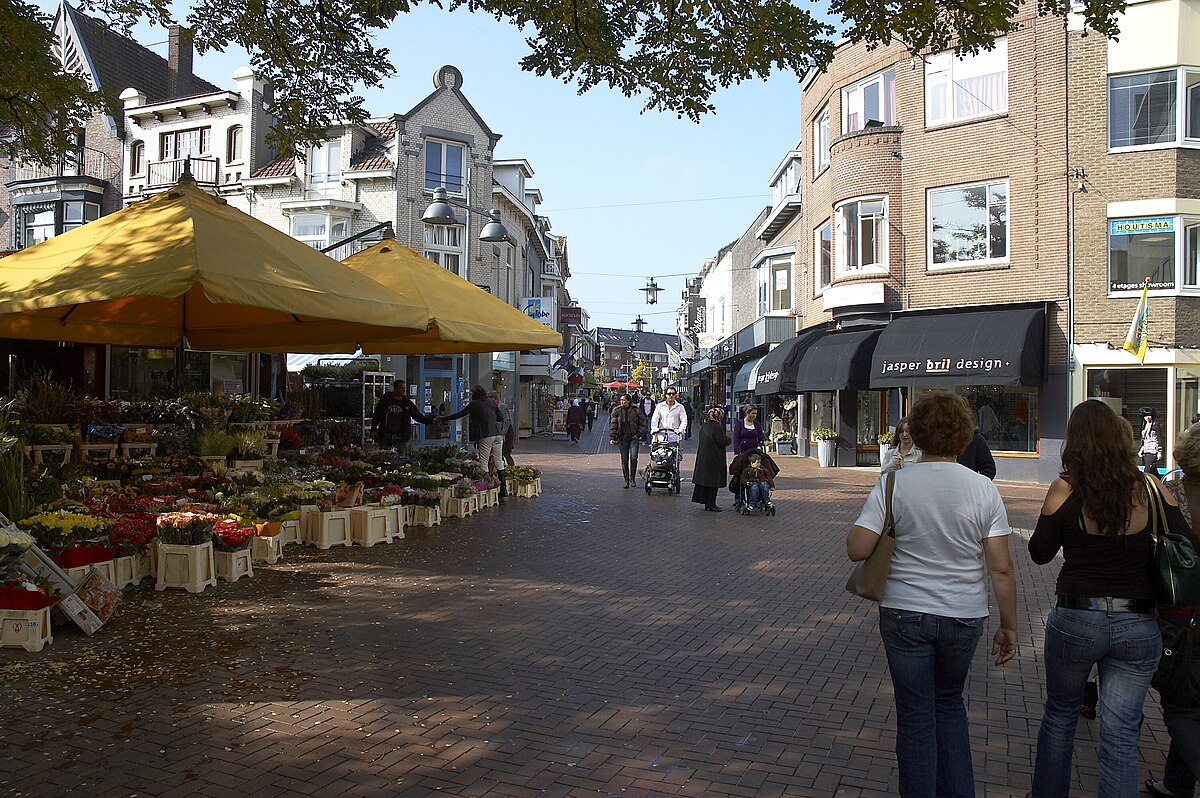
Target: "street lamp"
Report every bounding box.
[640,277,663,305]
[421,189,512,244]
[479,209,511,243]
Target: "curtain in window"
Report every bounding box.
[955,72,1007,118]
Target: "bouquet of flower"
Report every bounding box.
[0,523,36,580]
[400,487,440,507]
[157,511,218,545]
[377,485,404,507]
[108,512,158,554]
[510,466,542,484]
[0,577,58,610]
[454,477,478,497]
[212,518,253,551]
[19,511,108,549]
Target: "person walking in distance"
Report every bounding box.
[566,399,586,445]
[610,393,647,488]
[1140,405,1165,474]
[370,379,437,455]
[691,407,731,511]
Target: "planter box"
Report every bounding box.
[263,439,280,458]
[155,541,216,593]
[817,439,836,468]
[774,441,794,456]
[351,506,395,547]
[26,444,72,466]
[112,555,139,589]
[198,455,227,468]
[302,507,351,549]
[407,505,441,528]
[120,442,157,459]
[441,493,478,519]
[78,443,118,461]
[277,520,301,548]
[65,559,115,587]
[136,549,155,580]
[214,548,253,583]
[513,478,542,498]
[0,607,52,652]
[478,487,500,508]
[228,459,264,474]
[251,533,284,564]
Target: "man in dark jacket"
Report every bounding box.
[609,393,648,488]
[957,428,998,479]
[370,379,436,454]
[441,386,507,500]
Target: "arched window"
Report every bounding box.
[226,125,243,164]
[129,141,145,176]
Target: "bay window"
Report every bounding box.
[307,141,342,199]
[929,179,1009,267]
[771,260,791,311]
[925,38,1008,126]
[835,197,887,276]
[1109,67,1200,149]
[1108,215,1200,293]
[843,68,896,132]
[290,213,350,250]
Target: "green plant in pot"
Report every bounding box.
[196,428,236,458]
[18,371,75,424]
[877,432,896,446]
[230,429,268,460]
[812,427,838,441]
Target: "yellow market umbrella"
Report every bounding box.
[265,241,563,354]
[0,176,431,350]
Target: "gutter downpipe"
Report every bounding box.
[1065,18,1076,424]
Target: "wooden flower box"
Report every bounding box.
[155,541,216,593]
[277,520,301,548]
[0,607,52,652]
[120,442,158,459]
[198,455,227,468]
[513,478,542,498]
[441,493,478,519]
[407,505,441,528]
[228,459,264,474]
[251,533,284,565]
[26,444,72,466]
[301,506,351,550]
[112,555,140,589]
[136,548,155,581]
[263,439,280,458]
[214,548,253,583]
[350,505,394,547]
[383,505,404,539]
[78,443,118,461]
[65,559,116,587]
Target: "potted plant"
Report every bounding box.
[229,429,268,470]
[877,431,896,464]
[195,427,235,466]
[812,427,838,467]
[212,518,254,582]
[771,431,795,456]
[155,511,218,592]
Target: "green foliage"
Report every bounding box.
[1,0,1131,161]
[195,427,235,457]
[230,429,268,458]
[18,371,75,424]
[0,402,30,522]
[811,427,838,441]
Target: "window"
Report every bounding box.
[757,277,768,317]
[771,156,802,207]
[808,392,834,438]
[21,206,55,248]
[813,107,830,176]
[425,139,465,194]
[912,385,1039,454]
[16,200,100,248]
[62,200,99,233]
[843,68,897,132]
[1108,68,1200,149]
[835,197,886,275]
[290,213,349,249]
[129,141,145,176]
[226,125,243,163]
[925,38,1008,126]
[929,180,1008,267]
[1109,217,1178,291]
[771,260,791,311]
[816,220,832,290]
[307,141,342,199]
[1187,223,1200,288]
[423,223,463,276]
[160,127,211,160]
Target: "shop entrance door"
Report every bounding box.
[856,391,886,466]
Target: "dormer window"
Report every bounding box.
[307,141,342,199]
[425,139,465,194]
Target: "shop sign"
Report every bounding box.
[877,356,1013,379]
[1109,217,1174,236]
[711,336,736,363]
[522,297,557,329]
[559,306,582,326]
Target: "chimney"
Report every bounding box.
[167,25,193,98]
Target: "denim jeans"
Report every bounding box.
[1030,606,1161,798]
[879,607,986,798]
[746,481,770,507]
[618,437,641,482]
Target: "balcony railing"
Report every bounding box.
[148,157,220,189]
[10,149,119,184]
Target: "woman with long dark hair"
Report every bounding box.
[1028,399,1193,797]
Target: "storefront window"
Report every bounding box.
[109,347,178,399]
[809,391,834,438]
[1176,368,1200,440]
[912,385,1039,453]
[1085,367,1168,441]
[210,353,249,394]
[857,392,880,447]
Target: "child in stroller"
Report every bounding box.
[728,448,779,515]
[644,430,682,495]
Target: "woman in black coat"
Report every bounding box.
[691,407,732,512]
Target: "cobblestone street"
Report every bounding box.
[0,427,1172,797]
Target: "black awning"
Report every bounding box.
[754,327,826,395]
[794,329,881,392]
[871,307,1045,388]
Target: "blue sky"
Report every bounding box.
[54,2,814,335]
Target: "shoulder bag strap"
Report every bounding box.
[883,471,896,539]
[1145,473,1164,545]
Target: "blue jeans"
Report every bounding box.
[618,437,641,482]
[1030,606,1161,798]
[746,481,770,507]
[879,607,986,798]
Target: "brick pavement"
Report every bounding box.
[0,424,1171,797]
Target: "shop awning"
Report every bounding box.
[732,356,765,393]
[794,329,881,392]
[871,307,1045,388]
[754,327,826,395]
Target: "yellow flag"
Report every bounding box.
[1123,281,1150,363]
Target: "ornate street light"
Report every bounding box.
[640,277,663,305]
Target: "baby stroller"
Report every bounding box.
[728,448,779,516]
[644,430,682,495]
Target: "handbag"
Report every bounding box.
[1144,475,1200,607]
[1152,612,1197,696]
[845,471,897,601]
